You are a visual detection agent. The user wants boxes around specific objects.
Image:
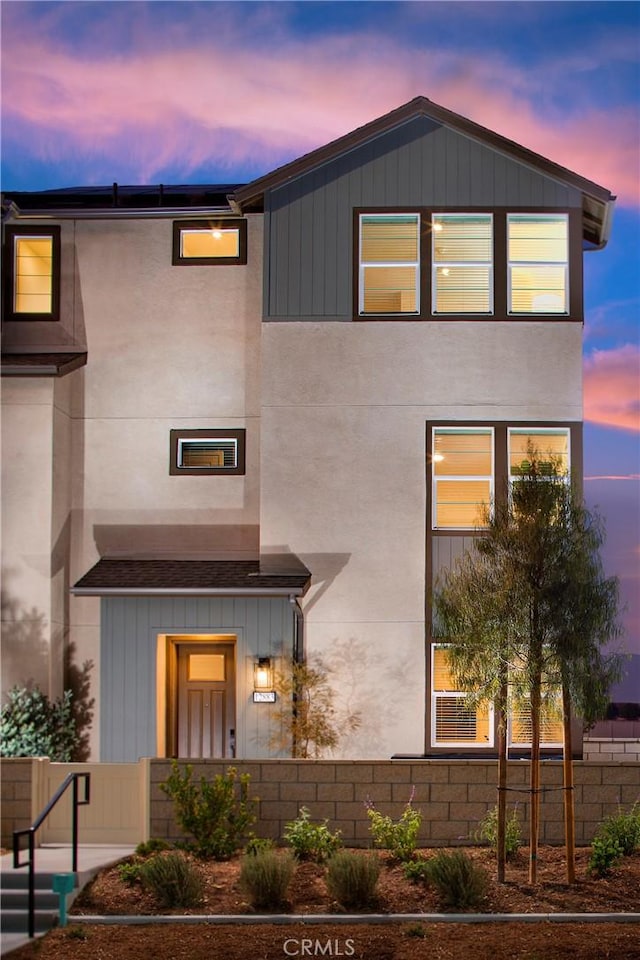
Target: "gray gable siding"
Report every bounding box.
[264,116,582,321]
[100,595,293,762]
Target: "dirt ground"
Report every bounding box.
[5,846,640,959]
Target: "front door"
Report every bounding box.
[176,643,236,758]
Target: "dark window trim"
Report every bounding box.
[424,419,582,756]
[172,218,247,265]
[3,225,61,322]
[169,428,246,476]
[353,207,582,322]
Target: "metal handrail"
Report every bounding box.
[13,772,91,938]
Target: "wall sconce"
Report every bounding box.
[253,657,276,702]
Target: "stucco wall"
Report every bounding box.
[260,321,583,759]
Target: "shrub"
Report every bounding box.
[402,857,431,884]
[474,805,522,859]
[135,838,173,857]
[160,761,257,860]
[117,860,143,886]
[366,792,422,861]
[0,686,80,761]
[424,851,488,910]
[245,837,276,856]
[326,851,380,909]
[588,804,640,876]
[239,849,295,909]
[283,806,342,862]
[140,851,203,908]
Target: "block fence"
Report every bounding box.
[3,758,639,849]
[148,759,640,848]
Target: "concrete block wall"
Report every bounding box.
[0,759,33,847]
[583,739,640,762]
[149,759,640,848]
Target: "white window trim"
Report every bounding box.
[431,426,494,531]
[507,213,569,315]
[430,644,495,748]
[431,213,493,315]
[358,213,420,315]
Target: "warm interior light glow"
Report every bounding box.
[212,230,223,239]
[432,222,443,232]
[253,657,273,691]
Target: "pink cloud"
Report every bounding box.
[584,344,640,431]
[1,21,638,202]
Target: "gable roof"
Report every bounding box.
[232,96,614,248]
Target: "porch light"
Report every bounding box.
[253,657,276,702]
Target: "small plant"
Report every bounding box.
[283,806,342,862]
[474,804,522,859]
[424,851,488,909]
[405,923,429,939]
[140,851,204,908]
[65,926,89,941]
[0,685,80,761]
[326,850,380,909]
[402,856,431,884]
[588,804,640,876]
[366,790,422,861]
[135,838,172,857]
[245,837,276,856]
[239,849,295,909]
[160,761,257,860]
[117,859,143,887]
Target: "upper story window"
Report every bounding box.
[507,214,568,314]
[432,427,494,530]
[508,428,570,480]
[3,225,61,321]
[172,219,247,265]
[358,213,420,315]
[169,429,246,476]
[432,214,492,314]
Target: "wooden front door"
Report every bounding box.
[176,643,236,758]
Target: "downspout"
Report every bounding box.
[289,596,305,758]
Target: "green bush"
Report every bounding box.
[474,805,522,859]
[0,686,79,761]
[588,804,640,876]
[283,807,342,862]
[135,838,173,857]
[239,849,295,909]
[424,851,488,910]
[117,859,143,887]
[402,857,431,884]
[366,795,422,861]
[326,851,380,909]
[140,851,204,908]
[245,837,276,856]
[160,761,257,860]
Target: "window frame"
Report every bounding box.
[169,428,246,476]
[507,213,569,315]
[430,644,495,748]
[507,427,571,486]
[172,219,247,266]
[357,212,421,316]
[431,213,493,315]
[3,225,61,322]
[431,426,495,531]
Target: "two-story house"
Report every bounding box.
[1,97,614,763]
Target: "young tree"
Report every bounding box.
[434,458,623,884]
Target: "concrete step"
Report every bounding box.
[0,870,77,934]
[1,870,74,890]
[0,907,58,934]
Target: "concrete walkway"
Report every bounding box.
[1,843,135,957]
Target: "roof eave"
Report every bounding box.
[70,585,308,598]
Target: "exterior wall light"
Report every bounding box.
[253,657,276,702]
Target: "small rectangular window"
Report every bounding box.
[431,645,493,747]
[432,427,493,529]
[358,214,420,314]
[508,214,568,314]
[172,219,247,265]
[170,429,246,475]
[432,214,492,314]
[3,226,61,321]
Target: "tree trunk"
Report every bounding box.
[497,682,509,883]
[529,671,542,885]
[562,684,576,884]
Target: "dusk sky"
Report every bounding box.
[1,1,639,695]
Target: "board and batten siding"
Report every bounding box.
[100,596,293,762]
[264,115,583,320]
